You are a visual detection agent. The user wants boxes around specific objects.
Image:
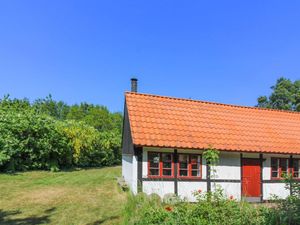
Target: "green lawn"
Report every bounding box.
[0,166,127,225]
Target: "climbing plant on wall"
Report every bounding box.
[203,146,220,191]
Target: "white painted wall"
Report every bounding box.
[212,152,241,180]
[211,182,241,200]
[122,154,132,184]
[122,154,138,194]
[263,183,290,200]
[143,181,174,198]
[131,154,138,194]
[263,156,271,180]
[178,181,207,202]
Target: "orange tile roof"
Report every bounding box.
[125,92,300,154]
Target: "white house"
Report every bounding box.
[122,79,300,202]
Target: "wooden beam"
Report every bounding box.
[290,155,293,196]
[174,149,178,195]
[206,158,211,192]
[135,146,143,193]
[260,153,263,202]
[240,153,243,200]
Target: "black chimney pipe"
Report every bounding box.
[131,78,138,92]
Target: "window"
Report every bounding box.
[148,152,173,177]
[148,152,160,176]
[280,158,288,176]
[271,158,279,178]
[293,159,300,179]
[179,155,189,176]
[147,152,201,178]
[271,158,290,179]
[162,153,173,176]
[190,155,201,177]
[178,154,201,178]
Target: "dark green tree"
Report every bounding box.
[67,103,122,132]
[257,77,300,111]
[33,94,70,120]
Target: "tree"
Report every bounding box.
[0,95,123,171]
[67,103,123,132]
[257,77,300,111]
[33,94,70,120]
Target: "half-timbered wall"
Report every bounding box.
[122,147,300,201]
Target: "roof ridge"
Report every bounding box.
[125,91,300,115]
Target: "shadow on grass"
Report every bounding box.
[60,165,121,173]
[0,207,56,225]
[87,215,120,225]
[0,165,122,175]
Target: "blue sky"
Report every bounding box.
[0,1,300,112]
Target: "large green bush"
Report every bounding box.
[0,105,72,171]
[58,120,120,167]
[0,95,122,172]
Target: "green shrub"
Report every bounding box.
[265,177,300,225]
[123,187,267,225]
[0,96,121,172]
[0,105,72,171]
[57,120,118,167]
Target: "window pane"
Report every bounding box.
[293,160,300,178]
[272,172,278,178]
[150,162,159,168]
[180,162,188,169]
[271,158,278,168]
[150,169,159,176]
[162,153,172,161]
[179,155,188,162]
[149,153,160,176]
[180,170,188,176]
[190,155,198,164]
[162,154,172,176]
[190,155,200,176]
[163,162,171,168]
[163,169,172,176]
[271,158,278,178]
[162,154,172,169]
[149,153,160,163]
[179,155,188,169]
[191,164,198,170]
[280,159,288,175]
[191,170,199,177]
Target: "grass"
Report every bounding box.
[0,166,127,225]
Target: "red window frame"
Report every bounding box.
[178,154,202,179]
[148,152,160,177]
[148,152,174,178]
[271,158,291,179]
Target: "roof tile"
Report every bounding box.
[126,92,300,154]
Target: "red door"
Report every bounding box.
[242,159,261,197]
